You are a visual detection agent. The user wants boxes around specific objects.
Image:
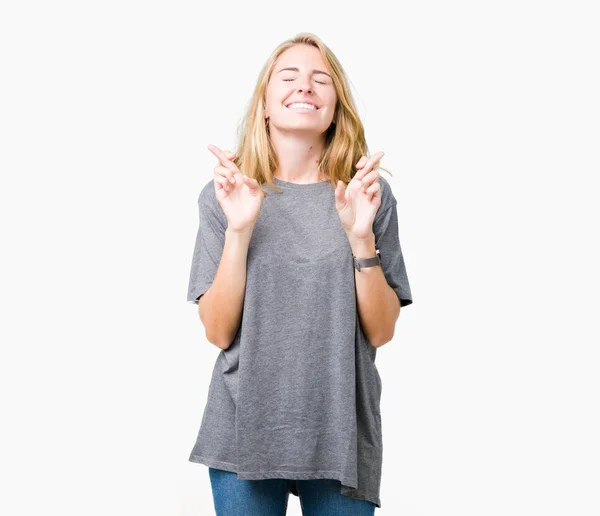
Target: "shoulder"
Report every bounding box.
[196,178,226,222]
[197,178,224,217]
[376,174,397,213]
[197,177,217,206]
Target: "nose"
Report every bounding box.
[296,78,313,95]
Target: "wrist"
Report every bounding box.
[225,226,254,244]
[348,232,376,257]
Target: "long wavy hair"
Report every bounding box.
[231,32,392,195]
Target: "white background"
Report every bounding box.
[1,1,599,515]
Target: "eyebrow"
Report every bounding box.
[276,67,332,79]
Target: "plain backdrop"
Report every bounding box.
[1,1,599,515]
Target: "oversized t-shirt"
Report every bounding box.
[186,174,413,508]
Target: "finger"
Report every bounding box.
[362,151,384,174]
[355,156,367,169]
[215,163,236,185]
[214,176,232,193]
[208,144,238,174]
[335,180,347,210]
[354,163,373,181]
[224,151,238,183]
[361,169,380,190]
[365,181,381,202]
[242,176,262,193]
[354,152,384,181]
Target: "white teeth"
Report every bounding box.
[287,102,317,110]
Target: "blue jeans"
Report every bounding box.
[209,467,376,515]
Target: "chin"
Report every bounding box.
[276,121,330,133]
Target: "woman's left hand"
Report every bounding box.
[335,151,385,240]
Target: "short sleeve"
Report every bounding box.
[373,183,413,308]
[186,192,227,305]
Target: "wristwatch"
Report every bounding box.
[352,247,382,271]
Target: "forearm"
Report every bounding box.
[200,226,252,350]
[350,233,400,348]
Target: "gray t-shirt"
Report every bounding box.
[186,174,412,508]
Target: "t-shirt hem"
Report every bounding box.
[188,454,381,508]
[189,453,356,486]
[189,454,238,471]
[341,488,382,509]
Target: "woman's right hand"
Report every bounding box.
[208,144,264,233]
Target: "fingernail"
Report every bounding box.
[230,176,236,183]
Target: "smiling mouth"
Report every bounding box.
[284,103,320,111]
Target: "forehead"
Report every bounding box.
[275,44,328,69]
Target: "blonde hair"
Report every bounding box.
[231,32,392,195]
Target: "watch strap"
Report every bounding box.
[353,247,382,271]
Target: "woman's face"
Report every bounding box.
[265,44,337,135]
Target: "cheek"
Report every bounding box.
[323,89,337,106]
[265,83,278,104]
[266,86,290,108]
[325,95,337,112]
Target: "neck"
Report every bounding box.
[270,127,326,182]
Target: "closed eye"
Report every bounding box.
[283,78,328,85]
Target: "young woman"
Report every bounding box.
[186,32,413,515]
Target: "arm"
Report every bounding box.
[349,232,400,348]
[199,226,253,350]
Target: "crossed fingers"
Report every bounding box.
[354,151,384,192]
[208,144,240,192]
